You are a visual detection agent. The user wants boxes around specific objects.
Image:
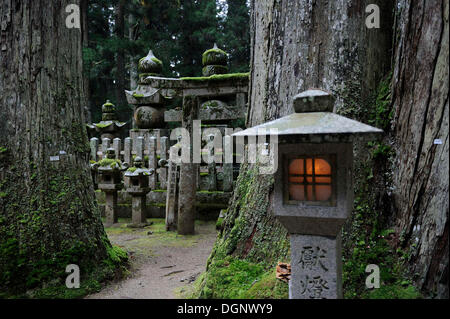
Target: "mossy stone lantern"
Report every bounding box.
[128,49,165,129]
[233,89,383,299]
[202,43,229,76]
[91,148,128,225]
[87,100,126,140]
[125,156,155,227]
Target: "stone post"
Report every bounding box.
[165,145,179,231]
[90,137,99,162]
[101,138,111,159]
[124,137,132,165]
[223,135,233,192]
[104,191,118,225]
[149,136,157,189]
[136,136,144,159]
[177,95,198,235]
[113,138,121,160]
[289,234,342,299]
[207,134,217,191]
[132,195,147,224]
[159,136,169,189]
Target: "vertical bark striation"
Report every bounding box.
[0,0,115,294]
[392,0,449,297]
[209,0,393,270]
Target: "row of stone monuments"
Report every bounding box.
[88,44,249,233]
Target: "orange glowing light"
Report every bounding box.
[288,157,332,202]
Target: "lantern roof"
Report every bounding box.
[233,89,383,139]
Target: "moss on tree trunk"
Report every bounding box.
[0,0,127,297]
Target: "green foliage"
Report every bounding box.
[85,0,250,122]
[368,72,393,131]
[363,283,422,299]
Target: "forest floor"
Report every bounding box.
[86,218,217,299]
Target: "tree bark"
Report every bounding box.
[115,0,128,116]
[391,0,449,298]
[201,0,394,295]
[0,0,118,294]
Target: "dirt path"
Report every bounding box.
[86,219,217,299]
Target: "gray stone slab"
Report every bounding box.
[289,234,342,299]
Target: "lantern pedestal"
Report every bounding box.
[289,234,342,299]
[131,194,147,226]
[104,191,118,225]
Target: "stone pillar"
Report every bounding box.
[104,191,118,225]
[90,137,99,162]
[102,138,111,159]
[135,136,144,160]
[223,135,233,192]
[165,147,178,231]
[207,134,217,191]
[113,138,121,160]
[149,137,157,189]
[159,136,169,189]
[131,195,147,225]
[290,234,342,299]
[124,137,132,165]
[177,95,198,235]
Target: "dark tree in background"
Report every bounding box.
[83,0,250,124]
[0,0,125,296]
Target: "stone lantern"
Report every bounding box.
[233,89,383,299]
[87,100,126,140]
[202,43,229,76]
[124,156,154,227]
[91,148,128,225]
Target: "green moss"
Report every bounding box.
[216,217,224,230]
[191,256,265,299]
[243,269,289,299]
[96,158,122,168]
[132,93,144,98]
[363,284,422,299]
[198,190,224,194]
[202,48,228,66]
[0,146,7,154]
[180,72,249,82]
[127,167,137,173]
[368,72,393,131]
[150,57,162,65]
[200,172,209,177]
[94,123,112,129]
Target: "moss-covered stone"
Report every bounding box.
[202,65,229,77]
[180,72,249,82]
[202,46,228,66]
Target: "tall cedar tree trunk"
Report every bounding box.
[115,0,127,115]
[0,0,117,294]
[204,0,393,280]
[392,0,449,298]
[203,0,448,298]
[81,0,91,123]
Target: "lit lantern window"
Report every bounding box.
[286,156,334,204]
